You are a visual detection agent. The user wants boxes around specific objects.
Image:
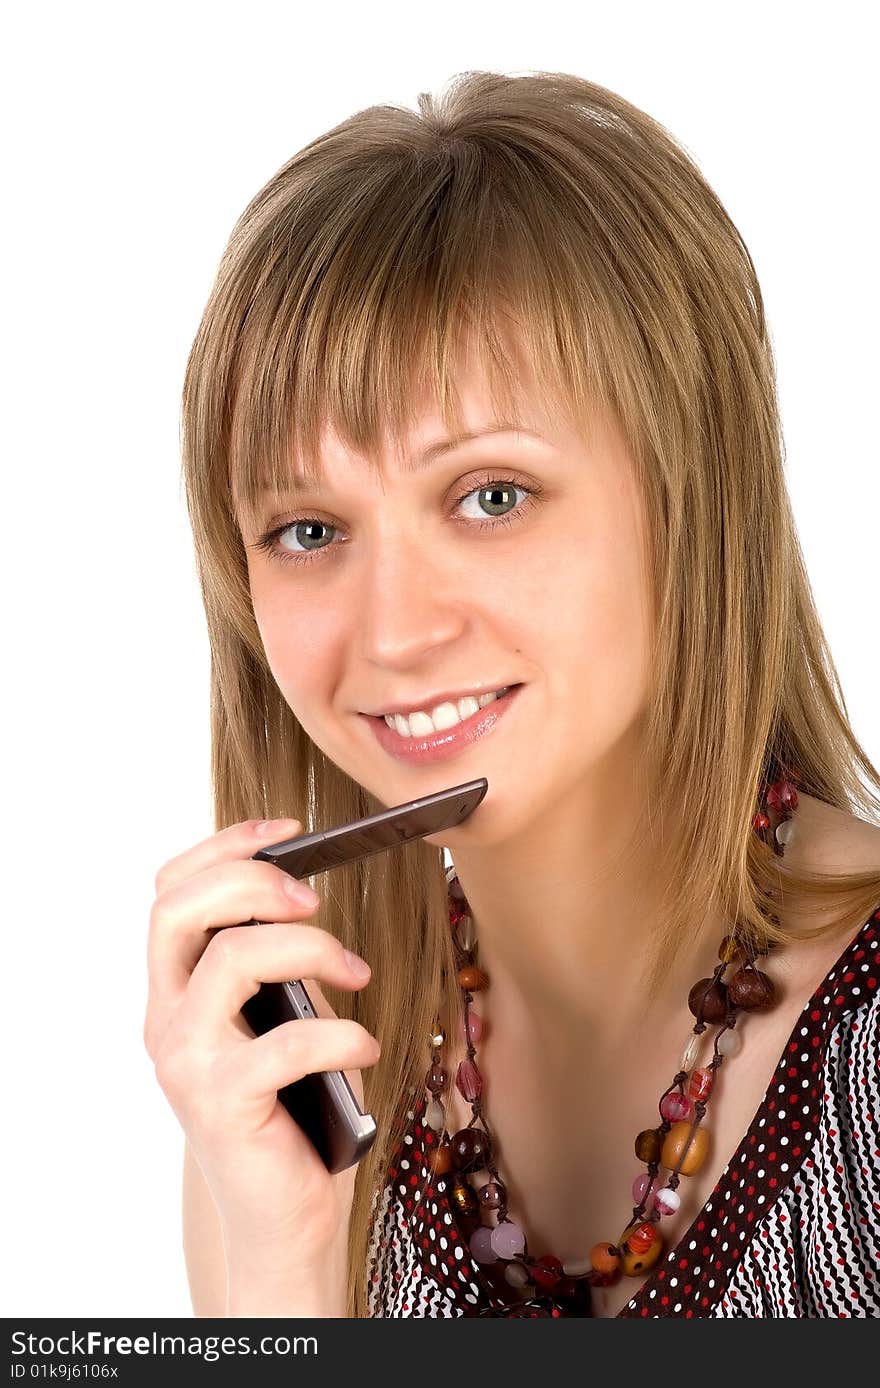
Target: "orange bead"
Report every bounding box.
[589,1242,621,1276]
[618,1221,665,1276]
[660,1120,710,1175]
[457,965,489,991]
[428,1143,454,1175]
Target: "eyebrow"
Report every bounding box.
[253,425,546,498]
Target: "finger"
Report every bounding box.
[155,817,304,895]
[222,1017,381,1105]
[148,856,321,1020]
[183,921,372,1035]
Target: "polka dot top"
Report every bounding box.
[366,906,880,1317]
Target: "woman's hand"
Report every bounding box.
[143,816,380,1300]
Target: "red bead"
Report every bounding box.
[687,1066,714,1102]
[660,1091,692,1122]
[728,966,776,1011]
[449,1126,493,1172]
[752,812,770,831]
[766,779,798,814]
[531,1255,564,1290]
[456,1058,483,1101]
[425,1063,448,1094]
[688,977,729,1022]
[478,1179,505,1209]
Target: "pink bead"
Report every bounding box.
[490,1220,525,1259]
[655,1186,681,1217]
[456,1058,483,1102]
[660,1091,692,1122]
[469,1225,498,1264]
[632,1172,658,1210]
[461,1010,483,1044]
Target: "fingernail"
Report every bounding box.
[283,876,320,906]
[344,948,371,979]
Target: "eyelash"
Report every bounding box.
[248,474,544,568]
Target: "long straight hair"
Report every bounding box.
[180,70,880,1316]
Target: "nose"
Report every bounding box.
[355,526,467,669]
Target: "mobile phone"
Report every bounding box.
[238,776,488,1173]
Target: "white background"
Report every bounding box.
[3,1,877,1317]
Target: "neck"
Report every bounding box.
[448,770,737,1060]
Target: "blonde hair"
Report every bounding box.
[180,70,880,1317]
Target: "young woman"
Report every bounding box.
[144,70,880,1318]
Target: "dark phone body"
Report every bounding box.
[238,777,488,1174]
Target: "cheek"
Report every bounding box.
[251,583,343,706]
[547,514,654,730]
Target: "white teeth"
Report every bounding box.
[384,687,511,738]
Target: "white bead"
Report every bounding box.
[456,913,477,951]
[562,1257,592,1276]
[775,818,796,847]
[431,1031,445,1048]
[655,1186,681,1217]
[425,1098,446,1132]
[679,1033,701,1072]
[716,1027,742,1057]
[504,1261,531,1288]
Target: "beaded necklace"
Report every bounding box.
[421,773,800,1317]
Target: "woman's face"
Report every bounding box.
[236,357,655,850]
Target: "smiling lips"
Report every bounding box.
[364,684,523,765]
[380,686,514,737]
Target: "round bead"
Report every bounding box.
[716,1026,742,1056]
[455,1058,483,1102]
[775,817,796,847]
[634,1128,662,1163]
[660,1090,692,1123]
[563,1255,593,1277]
[620,1237,664,1276]
[661,1121,710,1175]
[654,1186,681,1217]
[428,1143,455,1176]
[469,1225,499,1264]
[463,1009,483,1044]
[449,1126,493,1172]
[430,1029,445,1048]
[448,1173,479,1216]
[632,1172,659,1210]
[588,1243,621,1277]
[531,1255,564,1290]
[478,1179,505,1210]
[766,780,798,814]
[727,966,776,1011]
[490,1220,526,1259]
[425,1098,446,1132]
[625,1222,657,1256]
[718,933,739,963]
[688,977,729,1023]
[504,1261,532,1289]
[455,912,477,951]
[687,1066,714,1102]
[752,811,770,831]
[457,965,489,991]
[425,1063,448,1094]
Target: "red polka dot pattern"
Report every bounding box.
[367,908,880,1317]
